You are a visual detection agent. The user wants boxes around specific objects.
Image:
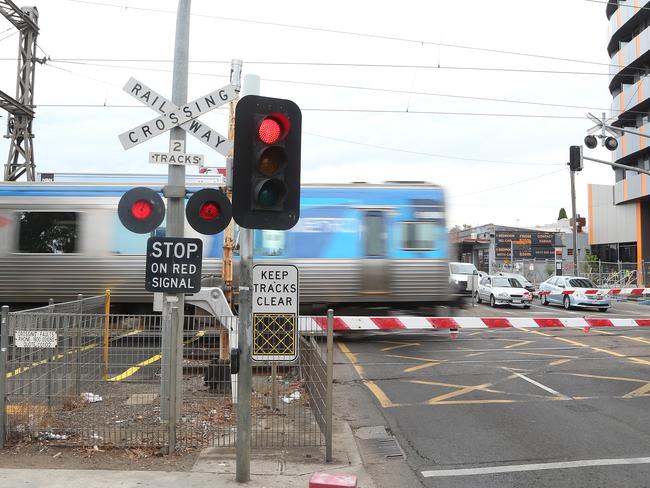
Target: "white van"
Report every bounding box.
[449,262,478,294]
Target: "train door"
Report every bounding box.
[361,210,390,295]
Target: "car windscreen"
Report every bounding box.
[450,263,476,275]
[568,278,596,288]
[492,277,522,288]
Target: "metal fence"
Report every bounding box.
[493,260,641,287]
[0,300,332,454]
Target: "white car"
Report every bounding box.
[539,276,611,311]
[449,262,479,295]
[476,275,533,308]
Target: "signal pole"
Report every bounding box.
[570,168,578,275]
[161,0,190,426]
[236,74,260,483]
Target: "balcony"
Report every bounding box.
[611,120,650,163]
[614,170,649,204]
[608,0,650,56]
[609,24,650,92]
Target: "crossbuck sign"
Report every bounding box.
[118,77,237,156]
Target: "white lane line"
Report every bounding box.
[421,456,650,478]
[503,368,570,399]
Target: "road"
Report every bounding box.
[336,300,650,487]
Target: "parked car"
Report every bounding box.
[449,262,478,295]
[539,276,610,312]
[498,272,537,296]
[475,275,533,308]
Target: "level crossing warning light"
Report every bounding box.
[186,188,232,235]
[232,95,302,230]
[118,187,165,234]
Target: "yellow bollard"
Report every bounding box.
[103,289,111,380]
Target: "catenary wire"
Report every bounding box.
[451,169,567,198]
[304,132,565,166]
[62,0,630,71]
[43,59,621,114]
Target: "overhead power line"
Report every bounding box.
[0,57,629,77]
[42,60,618,115]
[305,132,565,166]
[63,0,619,70]
[451,169,566,198]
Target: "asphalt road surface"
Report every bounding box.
[336,314,650,487]
[443,296,650,318]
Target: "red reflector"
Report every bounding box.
[131,200,153,220]
[199,202,220,221]
[258,117,282,144]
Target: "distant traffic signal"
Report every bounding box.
[569,145,583,172]
[232,95,302,230]
[118,187,165,234]
[186,188,232,235]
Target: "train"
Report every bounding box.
[0,173,454,313]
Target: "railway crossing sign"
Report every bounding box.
[149,140,204,166]
[145,237,203,293]
[252,264,299,362]
[118,77,236,156]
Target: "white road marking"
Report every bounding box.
[503,368,570,399]
[421,457,650,477]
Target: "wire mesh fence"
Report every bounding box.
[1,302,331,452]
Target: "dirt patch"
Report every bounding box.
[0,442,199,471]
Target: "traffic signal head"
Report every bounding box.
[118,187,165,234]
[186,188,232,235]
[232,95,301,230]
[569,145,583,172]
[584,135,598,149]
[604,136,618,151]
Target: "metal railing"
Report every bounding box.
[0,299,333,454]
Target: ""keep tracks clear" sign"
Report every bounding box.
[252,264,299,362]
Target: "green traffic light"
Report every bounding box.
[258,187,278,208]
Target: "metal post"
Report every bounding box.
[569,169,578,276]
[236,73,260,484]
[161,0,191,423]
[103,290,110,380]
[0,306,8,448]
[326,309,334,463]
[271,363,277,411]
[47,298,54,407]
[74,294,82,395]
[168,304,179,454]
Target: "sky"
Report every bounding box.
[0,0,621,228]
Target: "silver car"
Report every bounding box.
[539,276,610,312]
[476,275,533,308]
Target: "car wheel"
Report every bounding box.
[490,295,496,307]
[475,292,482,304]
[541,294,548,306]
[599,307,608,312]
[523,305,531,309]
[563,295,571,310]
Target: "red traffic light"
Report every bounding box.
[131,200,153,220]
[199,201,220,221]
[186,188,232,235]
[258,114,290,145]
[118,187,165,234]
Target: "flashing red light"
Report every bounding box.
[131,200,153,220]
[258,117,282,144]
[199,201,220,221]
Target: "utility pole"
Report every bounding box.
[236,74,260,484]
[160,0,190,426]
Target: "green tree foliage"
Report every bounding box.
[558,208,568,220]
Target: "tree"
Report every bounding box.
[558,208,568,220]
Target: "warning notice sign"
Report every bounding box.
[252,264,299,362]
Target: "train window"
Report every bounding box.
[399,221,435,250]
[363,211,387,257]
[255,230,286,256]
[17,211,78,254]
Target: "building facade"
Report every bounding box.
[588,1,650,285]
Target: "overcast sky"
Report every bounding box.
[0,0,619,228]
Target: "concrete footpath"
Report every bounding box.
[0,420,376,488]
